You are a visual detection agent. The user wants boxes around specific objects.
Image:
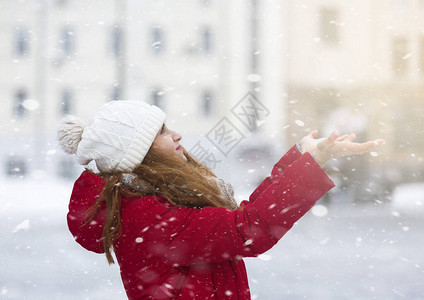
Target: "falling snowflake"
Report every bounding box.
[12,219,30,233]
[402,53,411,60]
[294,119,304,127]
[22,99,40,110]
[311,205,328,217]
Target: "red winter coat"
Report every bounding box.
[67,145,334,299]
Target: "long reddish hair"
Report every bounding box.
[85,146,239,264]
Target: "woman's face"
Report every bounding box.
[151,124,187,162]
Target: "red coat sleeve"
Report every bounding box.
[245,144,301,205]
[118,152,334,267]
[67,171,106,254]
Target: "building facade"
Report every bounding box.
[283,0,424,202]
[2,0,421,203]
[0,0,283,186]
[0,0,125,179]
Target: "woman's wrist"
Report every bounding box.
[311,151,328,168]
[297,143,327,168]
[296,143,303,154]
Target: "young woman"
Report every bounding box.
[58,100,383,299]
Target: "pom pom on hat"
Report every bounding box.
[57,100,166,173]
[58,115,85,154]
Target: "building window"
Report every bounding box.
[151,27,164,55]
[111,25,123,57]
[6,156,27,177]
[320,8,340,44]
[201,26,212,54]
[202,90,213,116]
[393,37,409,76]
[13,27,30,56]
[60,26,74,55]
[14,89,27,118]
[151,89,164,110]
[60,89,72,115]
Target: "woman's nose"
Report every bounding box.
[173,131,182,142]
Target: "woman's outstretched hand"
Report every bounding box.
[299,130,385,168]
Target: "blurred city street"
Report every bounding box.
[1,178,423,299]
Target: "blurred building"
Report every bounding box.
[282,0,424,202]
[0,0,126,179]
[2,0,422,203]
[0,0,284,184]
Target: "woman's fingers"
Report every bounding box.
[309,129,319,138]
[312,131,384,166]
[319,130,339,149]
[337,139,384,156]
[336,134,348,141]
[362,139,385,152]
[358,140,381,154]
[349,141,375,155]
[330,130,339,141]
[336,133,356,142]
[345,133,356,142]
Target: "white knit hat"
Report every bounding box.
[57,100,166,173]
